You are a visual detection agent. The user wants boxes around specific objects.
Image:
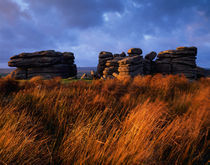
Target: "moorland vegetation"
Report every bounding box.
[0,75,209,164]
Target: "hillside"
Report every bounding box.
[0,75,209,164]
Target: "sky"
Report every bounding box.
[0,0,210,68]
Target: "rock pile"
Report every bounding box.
[103,57,124,78]
[156,47,197,79]
[114,49,144,79]
[97,49,144,79]
[96,46,200,80]
[8,50,77,79]
[97,51,113,77]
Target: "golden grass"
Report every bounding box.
[0,75,209,164]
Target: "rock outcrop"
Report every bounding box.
[155,47,197,79]
[103,57,124,78]
[8,50,77,79]
[116,55,144,79]
[97,51,113,77]
[127,48,142,57]
[97,49,144,79]
[97,46,200,80]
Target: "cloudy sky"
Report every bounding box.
[0,0,210,68]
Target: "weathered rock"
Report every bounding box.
[155,58,171,63]
[172,63,196,71]
[143,59,152,75]
[99,51,113,58]
[10,50,58,59]
[155,63,172,74]
[155,46,197,79]
[158,49,197,58]
[9,50,75,68]
[8,68,27,79]
[117,54,144,79]
[103,67,118,75]
[103,57,124,78]
[145,51,157,60]
[97,46,199,80]
[118,64,143,72]
[118,67,143,76]
[98,57,114,65]
[128,54,141,57]
[97,51,114,76]
[27,64,76,74]
[118,56,143,65]
[172,60,196,67]
[8,50,77,79]
[176,46,197,54]
[127,48,143,55]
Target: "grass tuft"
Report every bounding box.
[0,75,209,164]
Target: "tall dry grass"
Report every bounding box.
[0,74,209,164]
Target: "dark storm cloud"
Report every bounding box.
[0,0,57,64]
[0,0,209,68]
[26,0,125,28]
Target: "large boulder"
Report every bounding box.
[127,48,143,55]
[99,51,113,58]
[155,46,197,79]
[9,51,74,68]
[8,50,77,79]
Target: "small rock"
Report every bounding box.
[145,51,157,60]
[127,48,143,55]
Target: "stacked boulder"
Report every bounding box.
[156,47,197,79]
[115,48,144,79]
[96,46,200,80]
[8,50,77,79]
[97,51,113,77]
[103,52,126,78]
[143,51,157,75]
[127,48,142,57]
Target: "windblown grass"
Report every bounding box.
[0,74,209,164]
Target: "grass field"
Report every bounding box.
[0,75,209,164]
